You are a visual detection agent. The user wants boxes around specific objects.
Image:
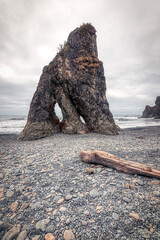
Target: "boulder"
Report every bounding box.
[19,23,118,140]
[141,96,160,119]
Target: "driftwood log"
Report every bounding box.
[79,150,160,179]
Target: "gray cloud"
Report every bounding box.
[0,0,160,116]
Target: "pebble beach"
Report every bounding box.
[0,126,160,240]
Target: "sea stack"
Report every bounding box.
[141,96,160,119]
[19,23,118,140]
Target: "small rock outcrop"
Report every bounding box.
[19,23,118,140]
[141,96,160,119]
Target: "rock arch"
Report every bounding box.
[18,24,118,140]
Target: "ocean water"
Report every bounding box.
[114,116,160,129]
[0,115,160,135]
[0,115,27,134]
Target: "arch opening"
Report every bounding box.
[55,102,63,121]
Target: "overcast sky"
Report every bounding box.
[0,0,160,116]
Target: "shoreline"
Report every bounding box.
[0,125,160,137]
[121,125,160,131]
[0,126,160,239]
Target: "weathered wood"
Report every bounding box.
[79,150,160,179]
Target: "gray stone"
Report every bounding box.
[31,202,42,210]
[136,180,144,186]
[35,213,40,219]
[138,228,151,238]
[6,191,14,198]
[66,218,71,225]
[17,214,23,220]
[22,225,30,231]
[107,188,114,194]
[55,186,60,191]
[90,189,101,198]
[65,194,72,200]
[59,207,66,212]
[112,213,119,220]
[2,225,21,240]
[134,193,139,198]
[153,191,160,196]
[9,184,14,190]
[110,182,116,185]
[17,230,27,240]
[126,205,133,210]
[124,219,131,225]
[117,230,123,234]
[122,197,131,203]
[35,219,49,231]
[46,224,55,233]
[107,168,113,172]
[72,195,77,198]
[42,200,50,206]
[126,194,132,199]
[32,236,40,240]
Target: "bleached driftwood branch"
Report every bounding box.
[79,150,160,179]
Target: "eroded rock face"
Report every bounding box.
[19,24,118,140]
[141,96,160,119]
[18,72,60,140]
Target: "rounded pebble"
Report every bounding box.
[64,230,75,240]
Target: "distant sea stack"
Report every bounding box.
[141,96,160,119]
[18,23,118,140]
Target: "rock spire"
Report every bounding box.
[19,23,118,140]
[141,96,160,119]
